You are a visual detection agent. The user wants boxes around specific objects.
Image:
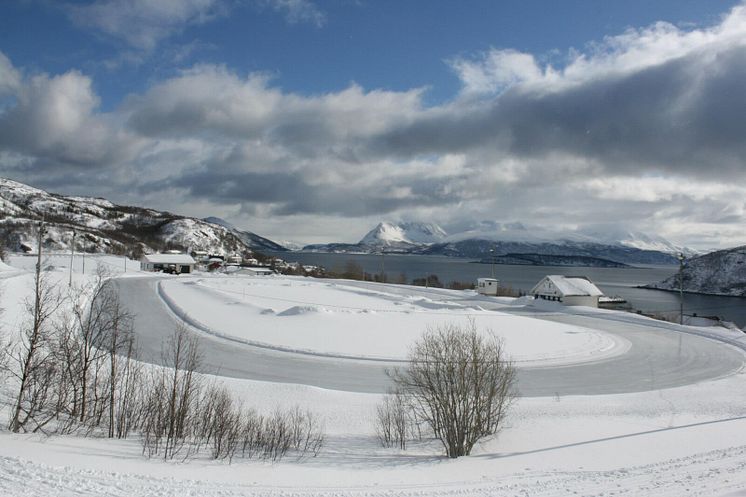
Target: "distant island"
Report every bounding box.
[474,253,629,268]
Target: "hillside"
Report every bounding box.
[203,217,288,252]
[646,245,746,297]
[0,178,284,257]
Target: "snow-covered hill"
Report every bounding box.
[577,227,697,257]
[0,178,284,257]
[202,217,288,252]
[646,245,746,297]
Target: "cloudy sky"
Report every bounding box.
[0,0,745,249]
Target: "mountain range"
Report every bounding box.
[303,221,693,265]
[0,177,705,269]
[0,178,285,257]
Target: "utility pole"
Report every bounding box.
[69,230,75,286]
[36,220,45,280]
[678,253,685,325]
[380,250,385,283]
[34,219,46,320]
[490,248,495,279]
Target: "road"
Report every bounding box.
[115,277,745,396]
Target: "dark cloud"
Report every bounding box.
[153,168,464,218]
[371,45,746,180]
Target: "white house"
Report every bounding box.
[226,254,243,265]
[476,278,499,296]
[140,253,196,274]
[530,275,603,307]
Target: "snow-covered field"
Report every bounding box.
[158,276,626,365]
[2,255,746,496]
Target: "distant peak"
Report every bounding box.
[360,221,447,246]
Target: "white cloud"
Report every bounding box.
[0,52,22,97]
[67,0,327,52]
[123,64,425,148]
[449,49,544,95]
[0,56,141,169]
[68,0,223,50]
[265,0,326,27]
[450,5,746,96]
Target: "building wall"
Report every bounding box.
[139,262,194,273]
[476,279,499,295]
[562,295,599,307]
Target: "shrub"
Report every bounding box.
[389,320,515,458]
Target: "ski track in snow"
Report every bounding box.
[3,446,746,497]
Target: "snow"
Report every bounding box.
[360,222,447,246]
[158,276,625,365]
[2,254,746,496]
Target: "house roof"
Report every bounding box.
[141,253,196,264]
[532,275,603,297]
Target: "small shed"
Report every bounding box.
[140,253,196,274]
[476,278,499,296]
[530,275,603,307]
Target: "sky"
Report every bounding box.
[0,0,745,249]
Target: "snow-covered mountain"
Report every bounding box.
[646,245,746,297]
[202,217,288,252]
[303,220,691,265]
[444,221,695,256]
[0,178,284,257]
[577,227,697,257]
[359,222,447,249]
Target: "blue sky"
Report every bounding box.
[2,1,738,107]
[1,1,745,248]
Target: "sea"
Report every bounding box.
[270,252,746,328]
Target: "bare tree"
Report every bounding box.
[7,223,64,433]
[112,336,142,439]
[103,293,135,438]
[142,323,202,460]
[375,389,415,450]
[389,320,515,458]
[71,266,118,423]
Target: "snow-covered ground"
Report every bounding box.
[2,254,746,496]
[158,276,626,365]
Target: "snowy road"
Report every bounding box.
[115,277,745,396]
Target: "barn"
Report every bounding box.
[530,275,604,307]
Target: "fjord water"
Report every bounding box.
[274,252,746,327]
